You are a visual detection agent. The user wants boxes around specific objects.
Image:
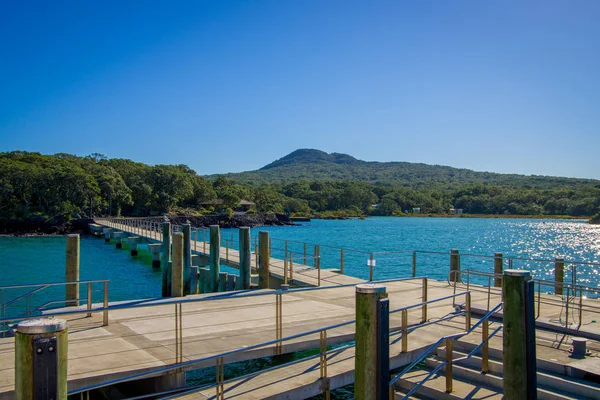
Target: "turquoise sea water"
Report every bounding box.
[1,217,599,308]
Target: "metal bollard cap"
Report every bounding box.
[17,318,67,334]
[356,283,386,294]
[504,269,530,277]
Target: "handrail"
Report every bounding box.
[389,301,504,390]
[0,279,109,291]
[0,276,424,324]
[69,288,472,396]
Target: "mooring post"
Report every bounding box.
[15,318,68,400]
[503,269,537,400]
[227,274,237,291]
[182,224,192,295]
[65,234,80,307]
[209,225,221,292]
[259,231,270,289]
[554,258,564,295]
[239,227,251,290]
[450,249,460,283]
[218,272,228,292]
[171,233,184,297]
[190,266,199,295]
[494,252,503,287]
[198,268,208,294]
[354,284,389,400]
[161,222,172,297]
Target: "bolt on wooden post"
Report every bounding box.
[171,233,184,297]
[209,225,221,292]
[450,249,460,283]
[182,224,192,295]
[65,234,80,307]
[494,252,503,287]
[354,284,388,400]
[239,227,251,290]
[15,318,68,400]
[259,231,270,289]
[161,222,172,297]
[503,269,537,400]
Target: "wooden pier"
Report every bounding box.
[1,219,600,399]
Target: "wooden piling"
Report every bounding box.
[190,266,199,295]
[65,234,80,307]
[450,249,460,283]
[182,224,192,295]
[354,284,388,400]
[259,231,270,289]
[15,319,68,400]
[219,272,228,292]
[162,222,172,297]
[555,258,564,295]
[494,252,503,287]
[227,274,237,291]
[503,269,535,399]
[171,233,184,297]
[202,268,211,294]
[239,227,251,290]
[198,268,208,294]
[209,225,221,292]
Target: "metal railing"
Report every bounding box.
[65,280,468,399]
[0,279,109,336]
[451,269,600,331]
[389,302,504,399]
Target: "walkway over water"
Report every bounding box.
[2,276,600,399]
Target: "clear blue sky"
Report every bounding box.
[1,1,599,179]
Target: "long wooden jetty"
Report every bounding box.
[1,218,600,399]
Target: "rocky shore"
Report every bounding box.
[167,213,294,228]
[0,217,94,236]
[0,213,294,236]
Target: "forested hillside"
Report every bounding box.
[1,150,599,222]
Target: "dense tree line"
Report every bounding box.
[1,151,599,221]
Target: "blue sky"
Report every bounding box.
[1,1,599,178]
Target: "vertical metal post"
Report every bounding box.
[465,292,471,331]
[369,253,374,281]
[421,278,428,323]
[103,281,108,326]
[275,291,282,355]
[290,253,294,283]
[340,249,345,274]
[376,298,390,400]
[524,278,538,400]
[303,243,307,266]
[401,309,408,353]
[239,227,251,290]
[412,251,417,277]
[445,338,453,393]
[86,283,92,318]
[225,240,229,263]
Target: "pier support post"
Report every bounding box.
[450,249,460,283]
[219,272,228,292]
[103,228,111,243]
[202,268,211,294]
[190,266,199,295]
[259,231,270,289]
[161,222,172,297]
[354,284,388,400]
[15,319,68,400]
[554,258,564,295]
[66,234,80,307]
[503,270,537,400]
[239,227,251,290]
[148,244,162,269]
[209,225,221,293]
[182,224,192,295]
[171,233,184,297]
[227,274,237,291]
[494,252,503,287]
[198,268,208,294]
